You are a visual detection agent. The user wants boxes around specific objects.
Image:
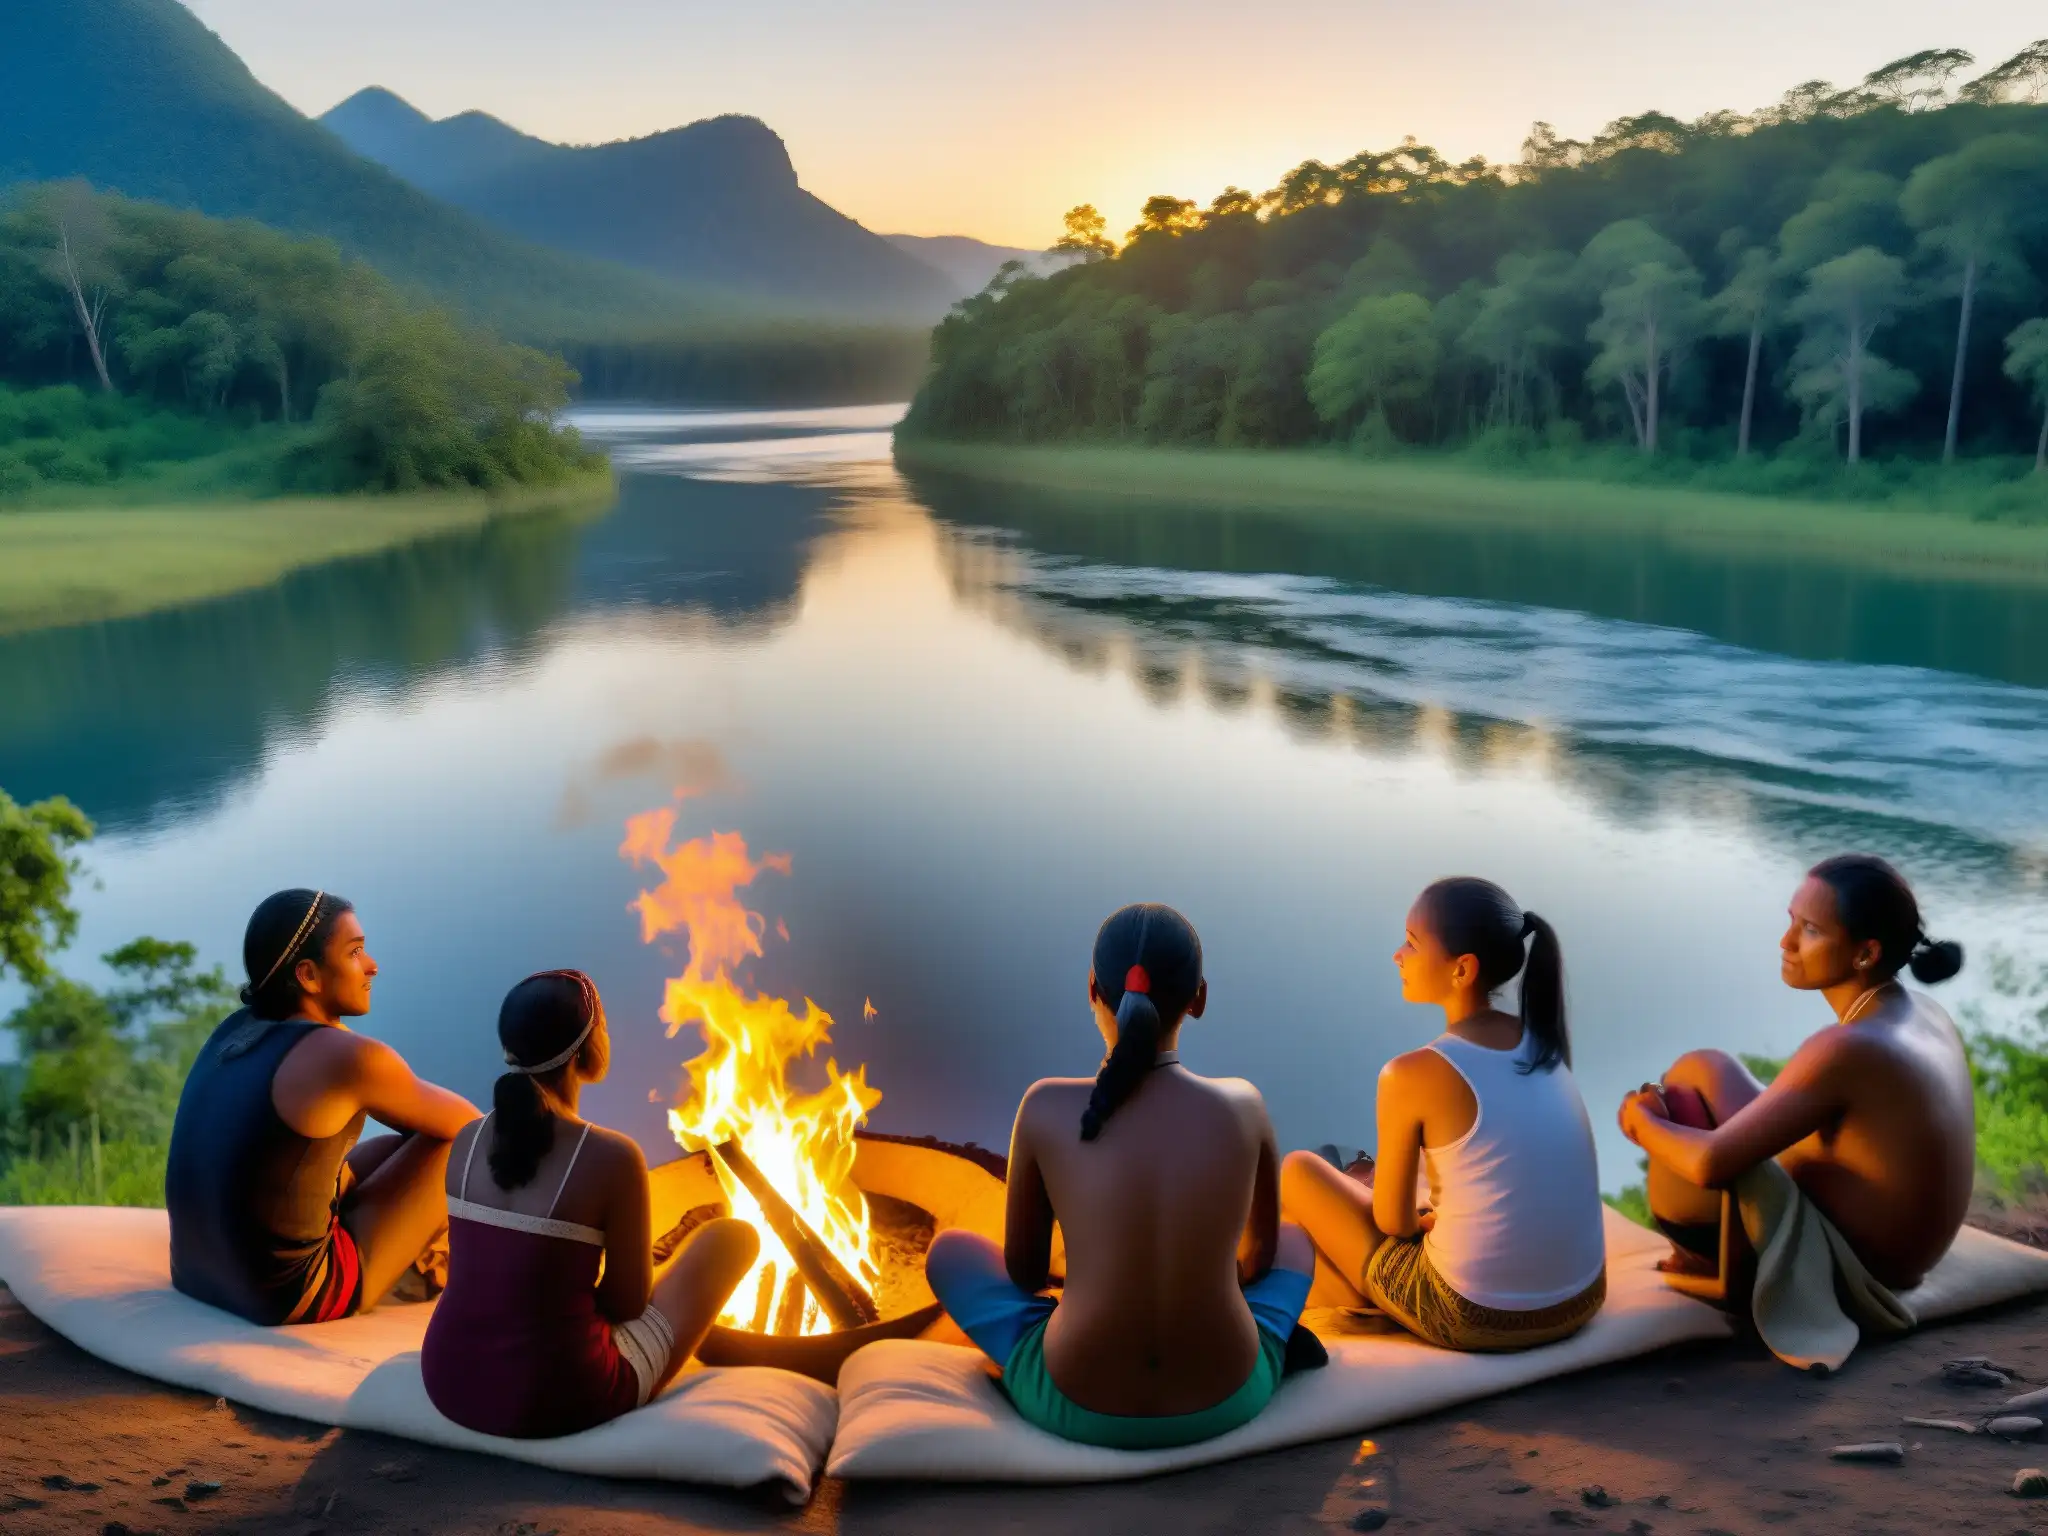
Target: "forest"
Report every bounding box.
[0,184,600,498]
[904,46,2048,499]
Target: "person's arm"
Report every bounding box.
[1620,1038,1844,1189]
[273,1029,478,1142]
[1372,1058,1427,1240]
[347,1036,478,1141]
[597,1135,655,1324]
[1003,1088,1056,1293]
[1238,1094,1282,1283]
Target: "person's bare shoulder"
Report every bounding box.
[1018,1077,1094,1127]
[1379,1045,1458,1091]
[583,1122,648,1174]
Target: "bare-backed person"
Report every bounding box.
[166,890,476,1324]
[1619,855,1973,1291]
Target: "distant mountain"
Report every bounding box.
[882,235,1077,298]
[0,0,716,340]
[320,89,960,322]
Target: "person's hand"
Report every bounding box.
[1415,1209,1437,1234]
[1618,1084,1669,1144]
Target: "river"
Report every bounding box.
[3,404,2044,1188]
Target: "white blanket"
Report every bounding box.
[0,1206,835,1503]
[832,1207,2048,1484]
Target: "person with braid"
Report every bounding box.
[923,903,1316,1450]
[420,970,758,1436]
[167,890,474,1325]
[1282,878,1607,1352]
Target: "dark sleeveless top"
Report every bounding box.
[422,1119,644,1438]
[166,1009,366,1325]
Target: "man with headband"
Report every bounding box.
[166,890,477,1325]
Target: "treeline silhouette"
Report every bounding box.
[906,46,2048,488]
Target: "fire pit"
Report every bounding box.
[620,805,1007,1383]
[648,1133,1005,1381]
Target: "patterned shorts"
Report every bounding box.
[1365,1236,1605,1352]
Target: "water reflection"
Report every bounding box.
[7,409,2045,1190]
[905,467,2048,691]
[0,468,837,832]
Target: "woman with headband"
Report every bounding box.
[421,971,759,1437]
[1281,878,1607,1351]
[167,890,475,1325]
[1621,854,1973,1291]
[923,903,1317,1450]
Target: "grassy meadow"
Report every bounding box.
[894,440,2048,585]
[0,469,613,635]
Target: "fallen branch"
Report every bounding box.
[712,1140,881,1329]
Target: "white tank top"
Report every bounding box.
[1419,1031,1606,1311]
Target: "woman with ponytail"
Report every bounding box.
[923,903,1318,1450]
[1621,854,1973,1290]
[422,971,759,1438]
[1281,878,1607,1352]
[168,890,474,1326]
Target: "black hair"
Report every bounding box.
[240,889,357,1021]
[1414,877,1568,1073]
[1080,903,1203,1142]
[490,970,607,1189]
[1808,854,1963,985]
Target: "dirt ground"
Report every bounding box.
[6,1284,2048,1536]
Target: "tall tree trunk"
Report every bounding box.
[1644,316,1660,454]
[1737,317,1762,457]
[277,351,291,424]
[59,230,113,394]
[1942,253,1976,465]
[2036,399,2047,474]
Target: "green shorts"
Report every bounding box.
[1002,1318,1287,1451]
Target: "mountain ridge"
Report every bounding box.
[319,87,959,320]
[0,0,727,339]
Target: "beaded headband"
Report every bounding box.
[505,970,602,1075]
[252,890,326,996]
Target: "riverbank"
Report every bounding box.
[893,442,2048,587]
[0,468,614,635]
[5,1279,2045,1535]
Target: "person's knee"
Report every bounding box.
[1663,1049,1741,1093]
[690,1216,759,1280]
[924,1227,1000,1291]
[1279,1148,1330,1206]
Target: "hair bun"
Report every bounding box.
[1908,937,1964,985]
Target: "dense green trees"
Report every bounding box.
[0,185,598,496]
[0,787,233,1203]
[906,45,2048,486]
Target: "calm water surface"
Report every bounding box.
[6,405,2046,1188]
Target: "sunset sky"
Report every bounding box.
[182,0,2043,248]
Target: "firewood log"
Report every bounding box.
[712,1140,881,1328]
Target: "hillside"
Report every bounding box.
[321,89,960,321]
[0,0,722,341]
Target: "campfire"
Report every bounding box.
[621,807,888,1338]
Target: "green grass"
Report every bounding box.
[0,1135,166,1207]
[0,468,614,634]
[892,441,2048,587]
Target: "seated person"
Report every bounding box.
[422,971,758,1438]
[167,890,475,1325]
[1619,854,1972,1292]
[1281,878,1606,1351]
[923,903,1314,1451]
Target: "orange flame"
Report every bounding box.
[622,806,880,1336]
